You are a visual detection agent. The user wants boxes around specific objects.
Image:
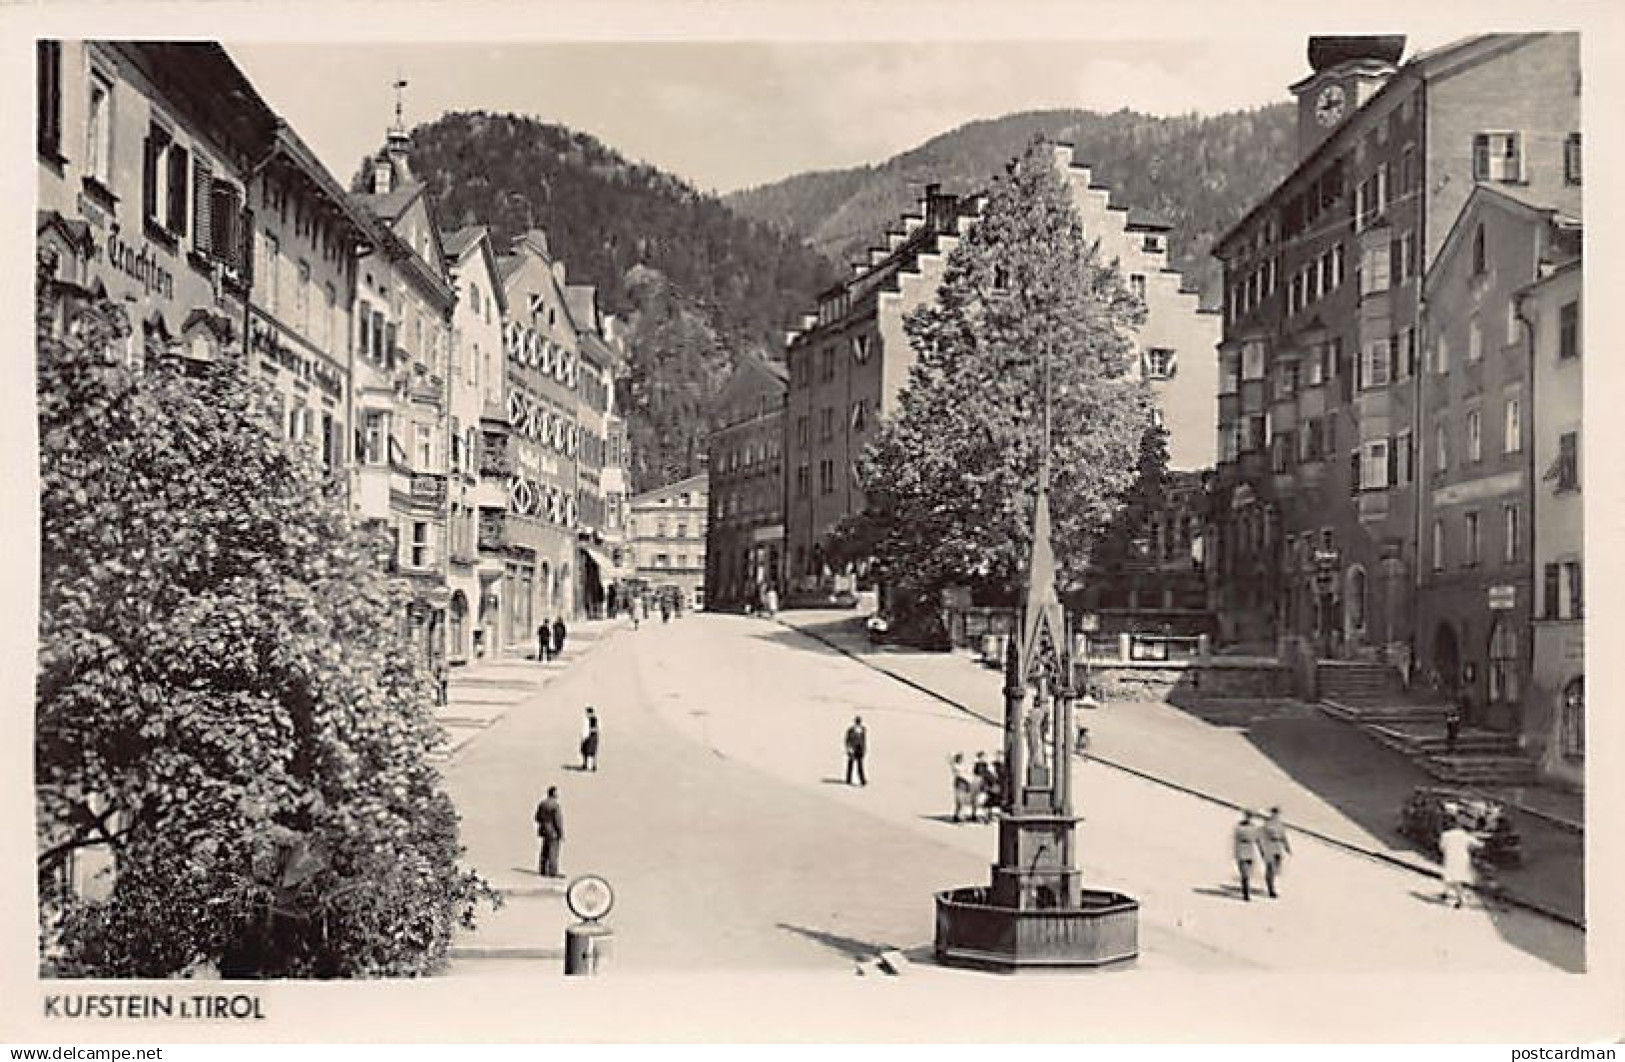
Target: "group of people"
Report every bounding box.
[949,751,1007,824]
[535,617,569,662]
[532,705,603,879]
[1231,807,1293,901]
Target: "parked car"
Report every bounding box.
[1396,786,1522,867]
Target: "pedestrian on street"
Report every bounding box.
[579,707,600,772]
[844,715,868,786]
[1445,703,1463,754]
[1259,806,1292,898]
[534,785,564,878]
[553,616,568,658]
[972,752,997,823]
[950,753,976,823]
[1438,815,1481,908]
[661,599,671,624]
[537,621,552,663]
[1232,811,1261,902]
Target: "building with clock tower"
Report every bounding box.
[1209,32,1579,734]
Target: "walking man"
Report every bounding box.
[949,753,976,823]
[534,786,564,878]
[1232,811,1261,902]
[1259,806,1292,898]
[972,752,997,823]
[537,621,552,663]
[553,615,568,658]
[1445,703,1463,755]
[844,715,868,786]
[579,707,600,772]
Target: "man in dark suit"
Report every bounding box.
[844,716,868,786]
[552,616,568,657]
[537,621,552,663]
[535,786,564,877]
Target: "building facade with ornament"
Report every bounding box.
[1210,33,1579,680]
[566,283,626,618]
[494,230,585,647]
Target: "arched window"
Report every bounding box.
[1346,565,1367,632]
[1560,677,1584,759]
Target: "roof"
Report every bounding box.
[352,184,420,224]
[1125,209,1173,232]
[1423,182,1579,295]
[497,254,524,280]
[565,284,598,328]
[629,472,709,506]
[440,225,485,259]
[1215,33,1542,257]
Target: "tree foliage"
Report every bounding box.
[853,138,1155,624]
[1089,419,1172,577]
[35,259,494,978]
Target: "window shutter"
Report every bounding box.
[142,133,161,221]
[1387,436,1398,486]
[1388,335,1399,382]
[38,41,62,156]
[210,180,235,266]
[239,206,255,285]
[192,158,214,254]
[167,144,189,235]
[1472,134,1490,180]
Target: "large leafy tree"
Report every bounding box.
[854,137,1155,625]
[35,257,492,978]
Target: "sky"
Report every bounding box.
[228,30,1465,197]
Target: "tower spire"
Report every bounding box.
[391,74,409,134]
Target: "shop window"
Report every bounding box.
[1560,678,1584,759]
[1559,301,1579,359]
[1565,133,1582,186]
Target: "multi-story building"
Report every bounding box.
[1210,33,1580,663]
[441,225,509,662]
[628,473,709,611]
[1419,185,1580,734]
[350,123,458,672]
[1045,143,1220,471]
[1522,228,1583,788]
[566,284,625,618]
[495,230,583,637]
[601,411,634,605]
[784,185,979,591]
[705,354,788,611]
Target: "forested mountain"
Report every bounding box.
[402,111,840,489]
[726,105,1298,309]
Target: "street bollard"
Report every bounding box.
[563,921,614,976]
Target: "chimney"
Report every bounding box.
[924,184,958,233]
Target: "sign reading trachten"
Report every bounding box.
[1488,585,1517,610]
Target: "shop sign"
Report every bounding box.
[1487,585,1516,611]
[97,222,175,300]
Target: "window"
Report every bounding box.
[37,41,62,159]
[1333,243,1346,288]
[1400,328,1417,379]
[1560,678,1584,760]
[1559,301,1579,359]
[363,411,386,465]
[1277,358,1299,397]
[1242,341,1266,380]
[414,423,433,470]
[1503,394,1522,453]
[1129,274,1146,302]
[1434,333,1450,375]
[1364,339,1390,389]
[1554,431,1579,491]
[1397,429,1413,484]
[1432,520,1445,571]
[296,260,311,336]
[1435,420,1449,472]
[1362,243,1390,295]
[676,522,688,539]
[851,399,869,432]
[1271,433,1294,474]
[1565,561,1584,618]
[1361,439,1390,490]
[819,407,833,441]
[1503,503,1519,563]
[851,334,872,363]
[820,348,835,382]
[1565,133,1582,185]
[819,459,834,495]
[410,521,432,568]
[1472,132,1523,182]
[1245,415,1266,453]
[86,69,113,187]
[1471,225,1487,277]
[1144,348,1176,380]
[1466,408,1482,463]
[1468,318,1483,363]
[1544,563,1562,619]
[142,123,189,240]
[796,416,807,447]
[263,233,281,314]
[1465,511,1481,566]
[795,464,809,497]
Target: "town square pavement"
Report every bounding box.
[436,612,1582,978]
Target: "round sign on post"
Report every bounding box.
[563,874,615,977]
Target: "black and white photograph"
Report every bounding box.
[5,0,1621,1047]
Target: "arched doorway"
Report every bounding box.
[1485,618,1520,728]
[1430,621,1461,695]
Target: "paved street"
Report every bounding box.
[438,612,1582,976]
[778,611,1586,927]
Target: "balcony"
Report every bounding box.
[410,472,446,505]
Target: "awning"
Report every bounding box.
[578,544,613,573]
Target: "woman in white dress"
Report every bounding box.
[1438,814,1481,909]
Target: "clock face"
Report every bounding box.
[1315,84,1347,127]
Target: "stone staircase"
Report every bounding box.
[1316,661,1537,786]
